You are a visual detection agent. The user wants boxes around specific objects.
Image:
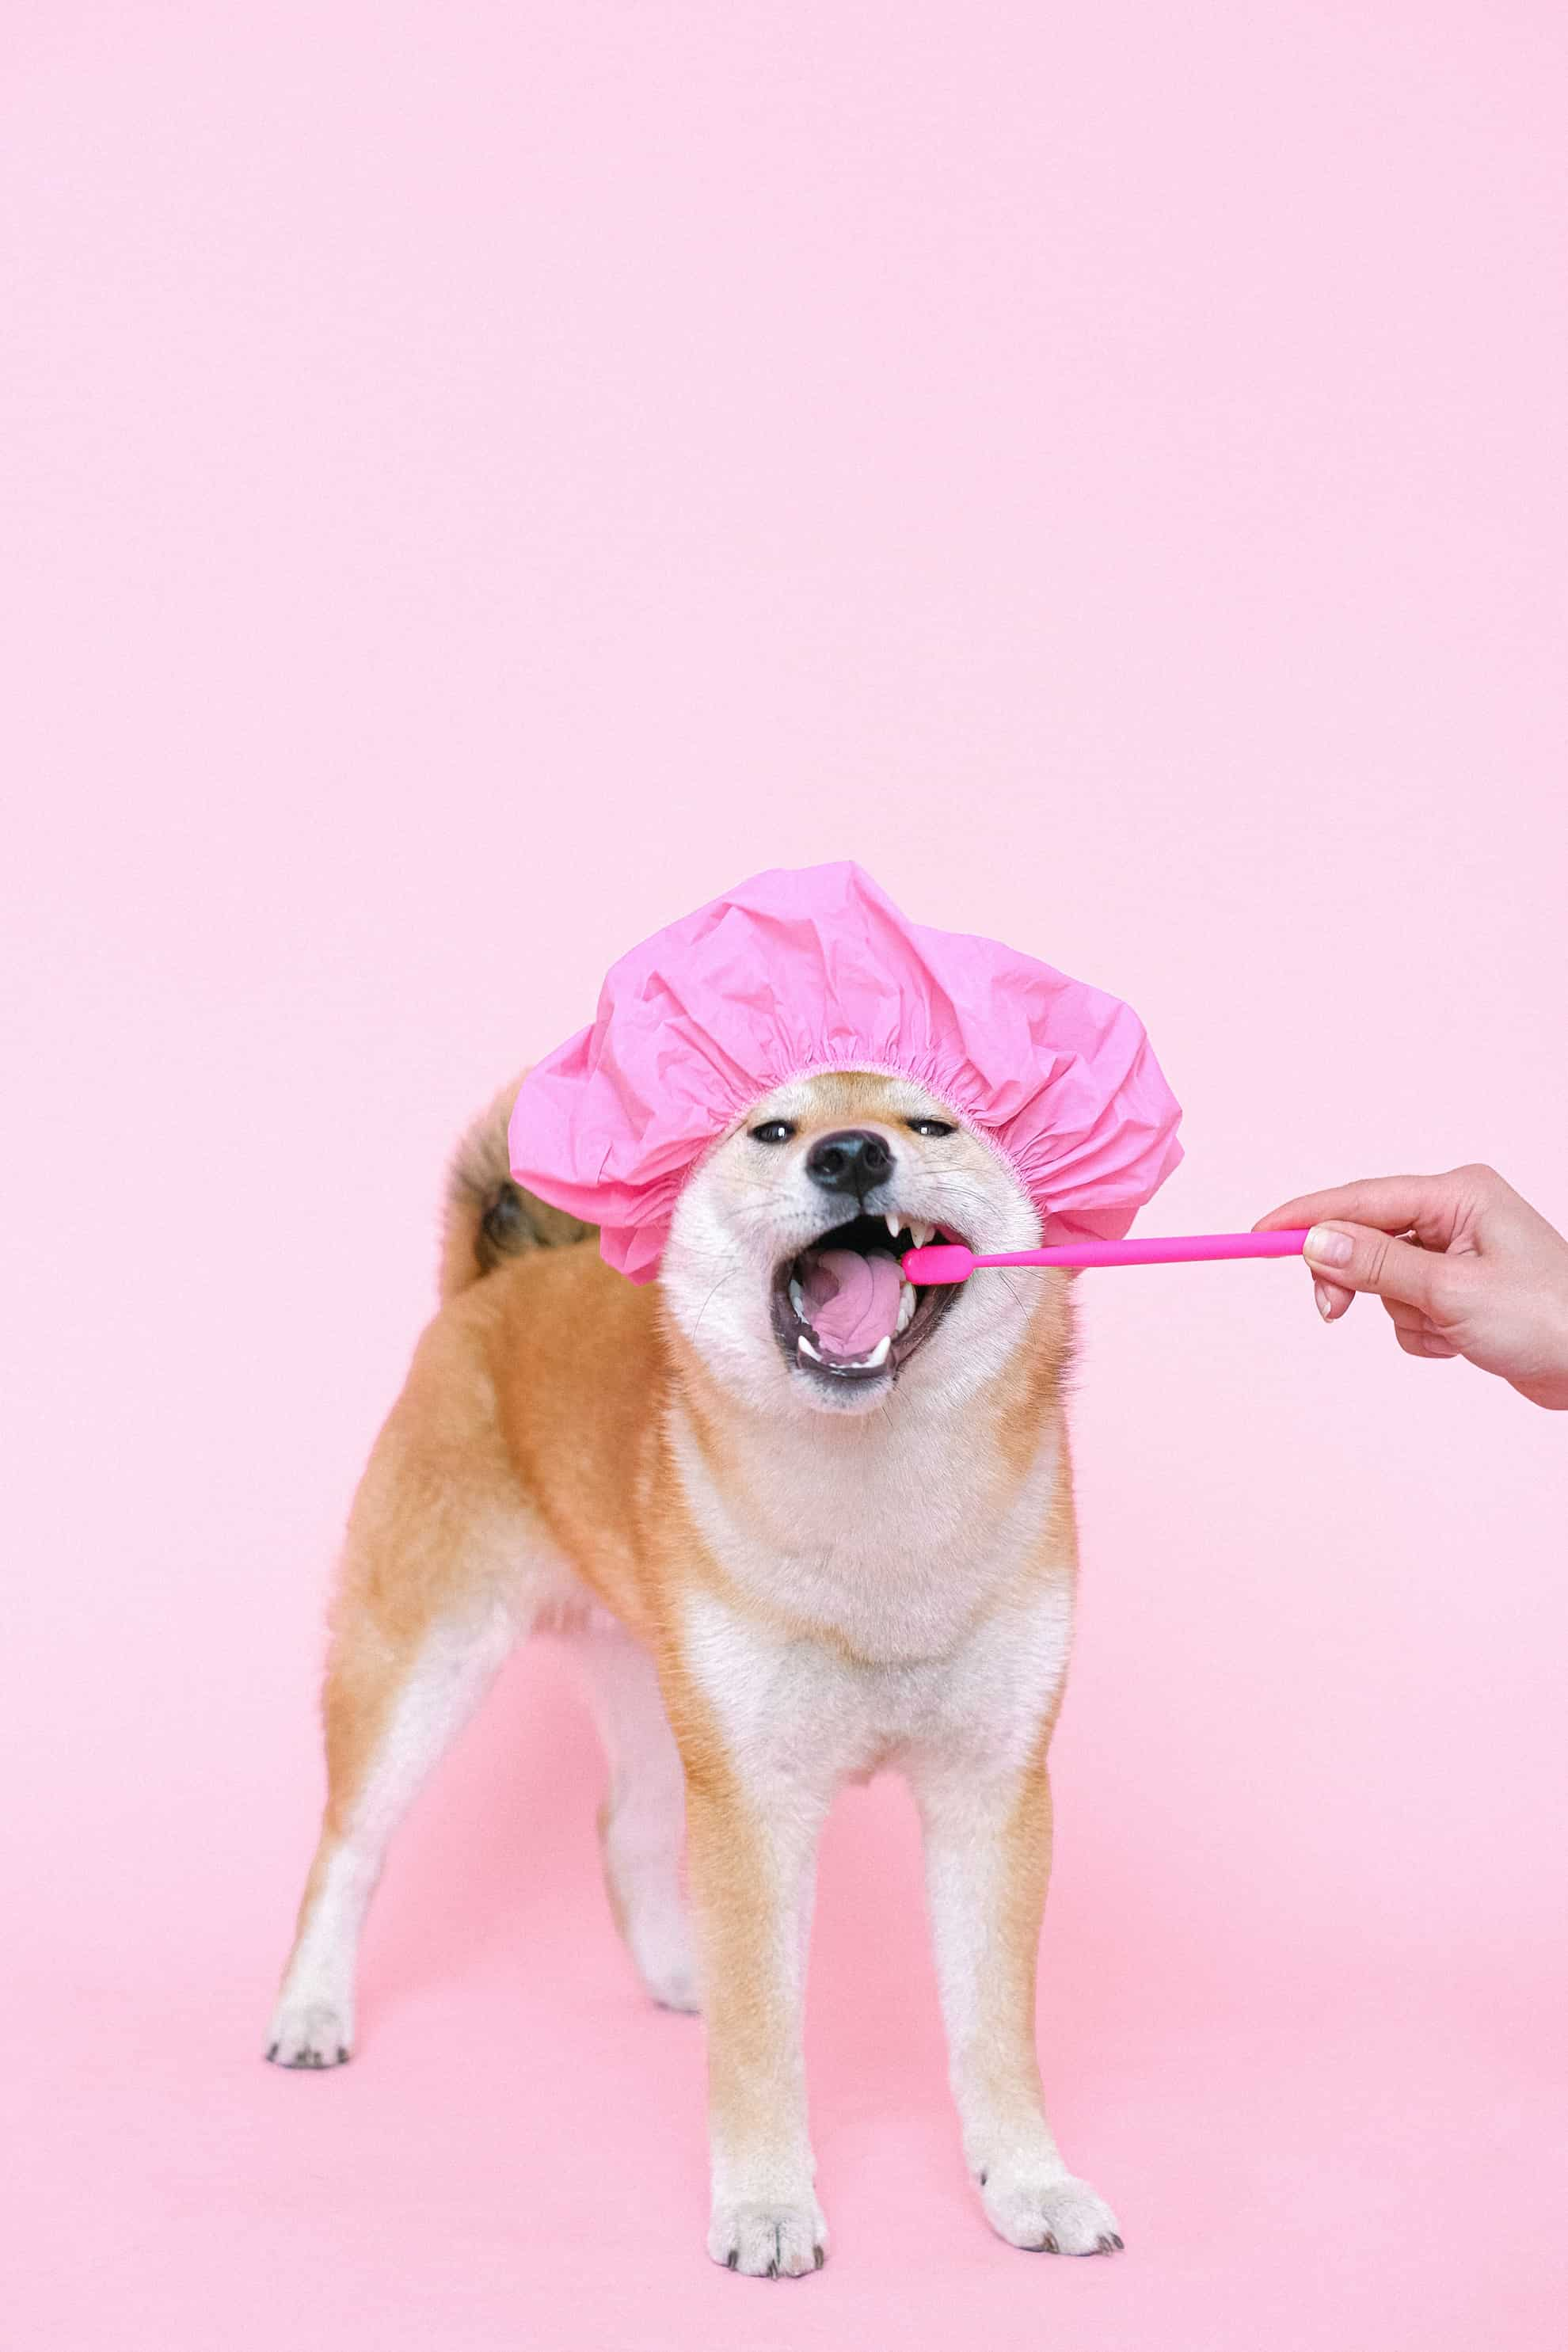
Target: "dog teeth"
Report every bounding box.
[885,1211,902,1239]
[797,1331,892,1372]
[908,1220,934,1250]
[789,1277,805,1318]
[896,1281,916,1333]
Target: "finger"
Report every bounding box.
[1378,1297,1467,1357]
[1314,1278,1354,1322]
[1392,1322,1461,1360]
[1302,1220,1448,1311]
[1254,1174,1463,1249]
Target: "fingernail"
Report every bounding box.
[1314,1281,1334,1320]
[1306,1224,1353,1268]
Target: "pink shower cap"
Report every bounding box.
[508,862,1183,1284]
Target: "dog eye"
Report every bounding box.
[750,1120,796,1144]
[907,1118,955,1138]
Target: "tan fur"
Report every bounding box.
[268,1068,1121,2267]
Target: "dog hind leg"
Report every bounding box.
[569,1621,699,2014]
[265,1400,534,2068]
[265,1593,517,2067]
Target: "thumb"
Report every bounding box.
[1303,1220,1444,1311]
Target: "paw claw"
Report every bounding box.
[264,1998,353,2070]
[709,2198,828,2278]
[981,2170,1121,2257]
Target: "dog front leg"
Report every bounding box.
[683,1761,829,2277]
[914,1749,1124,2256]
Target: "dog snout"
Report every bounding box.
[805,1128,895,1202]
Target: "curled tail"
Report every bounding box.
[439,1075,597,1302]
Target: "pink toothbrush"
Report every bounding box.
[902,1230,1310,1284]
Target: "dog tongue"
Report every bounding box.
[800,1249,903,1357]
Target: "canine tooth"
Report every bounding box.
[863,1335,892,1367]
[908,1220,934,1250]
[797,1334,823,1362]
[885,1210,902,1239]
[789,1277,805,1318]
[896,1281,916,1333]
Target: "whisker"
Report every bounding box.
[689,1268,744,1345]
[993,1271,1031,1323]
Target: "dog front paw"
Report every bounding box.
[265,1998,352,2069]
[707,2198,828,2278]
[980,2167,1122,2255]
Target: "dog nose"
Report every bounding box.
[805,1128,895,1201]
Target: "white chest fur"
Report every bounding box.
[669,1396,1075,1786]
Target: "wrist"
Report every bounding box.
[1510,1296,1568,1409]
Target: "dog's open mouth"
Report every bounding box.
[771,1212,962,1384]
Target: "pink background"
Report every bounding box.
[4,6,1565,2347]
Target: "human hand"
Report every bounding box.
[1254,1165,1568,1410]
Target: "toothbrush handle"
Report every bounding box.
[902,1231,1311,1284]
[982,1230,1310,1270]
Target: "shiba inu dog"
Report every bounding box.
[266,1068,1122,2274]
